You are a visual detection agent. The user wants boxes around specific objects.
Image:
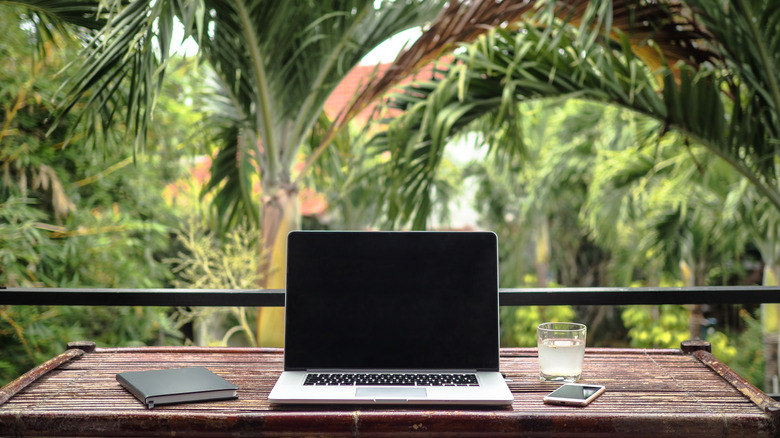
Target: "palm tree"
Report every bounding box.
[467,100,605,288]
[9,0,545,345]
[367,0,780,379]
[589,131,749,339]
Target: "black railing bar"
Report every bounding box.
[2,286,780,307]
[0,288,286,307]
[499,286,780,306]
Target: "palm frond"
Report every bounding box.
[2,0,107,55]
[343,0,714,135]
[371,62,518,228]
[371,20,663,227]
[202,124,261,231]
[49,0,187,154]
[196,68,260,231]
[683,0,780,179]
[371,0,780,227]
[298,0,552,188]
[559,0,715,70]
[335,0,538,130]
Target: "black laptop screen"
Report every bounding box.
[283,231,500,371]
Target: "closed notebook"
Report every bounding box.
[116,367,238,408]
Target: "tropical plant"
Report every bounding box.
[366,0,779,379]
[506,301,576,347]
[0,304,184,386]
[167,218,262,347]
[466,99,632,346]
[727,309,766,391]
[0,8,198,385]
[14,0,551,345]
[582,123,751,340]
[724,179,780,389]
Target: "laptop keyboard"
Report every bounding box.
[304,373,479,386]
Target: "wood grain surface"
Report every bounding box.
[1,346,777,437]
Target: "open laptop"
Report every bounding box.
[268,230,513,405]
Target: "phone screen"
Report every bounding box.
[548,384,603,400]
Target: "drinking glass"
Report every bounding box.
[537,322,587,382]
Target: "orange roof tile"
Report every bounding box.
[324,57,453,125]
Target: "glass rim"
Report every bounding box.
[537,322,586,332]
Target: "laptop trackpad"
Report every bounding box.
[355,387,427,399]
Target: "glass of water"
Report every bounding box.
[537,322,587,382]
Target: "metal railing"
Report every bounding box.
[2,285,780,306]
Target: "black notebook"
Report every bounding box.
[116,367,238,408]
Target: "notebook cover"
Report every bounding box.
[116,366,238,408]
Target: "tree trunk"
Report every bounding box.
[762,263,780,393]
[534,219,550,288]
[257,183,299,347]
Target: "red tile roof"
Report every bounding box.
[324,58,452,124]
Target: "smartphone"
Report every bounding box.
[543,383,605,406]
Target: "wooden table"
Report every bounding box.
[1,343,778,437]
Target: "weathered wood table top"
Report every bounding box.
[1,344,778,437]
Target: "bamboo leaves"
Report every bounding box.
[372,0,780,227]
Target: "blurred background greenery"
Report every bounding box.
[1,1,778,393]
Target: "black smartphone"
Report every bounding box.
[543,383,606,406]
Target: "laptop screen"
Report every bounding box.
[283,231,500,371]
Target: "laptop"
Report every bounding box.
[268,230,513,405]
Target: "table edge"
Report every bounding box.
[694,349,780,429]
[0,348,85,405]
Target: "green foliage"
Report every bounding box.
[621,305,690,349]
[299,115,386,229]
[466,100,612,288]
[0,305,184,385]
[0,9,197,386]
[621,304,737,363]
[727,309,766,391]
[0,199,54,286]
[503,305,577,348]
[42,0,447,233]
[499,274,577,347]
[167,218,262,346]
[371,0,780,285]
[706,330,738,367]
[1,10,185,289]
